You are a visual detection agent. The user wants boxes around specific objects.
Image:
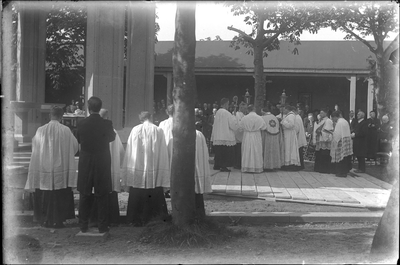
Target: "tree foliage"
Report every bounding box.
[226,2,330,112]
[328,1,399,118]
[45,4,87,103]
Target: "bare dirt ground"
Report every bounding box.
[5,221,397,264]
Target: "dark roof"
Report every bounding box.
[155,40,388,74]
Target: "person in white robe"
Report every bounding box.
[280,105,301,170]
[239,105,267,173]
[121,111,170,226]
[261,105,283,170]
[313,108,334,173]
[330,111,353,177]
[89,109,125,226]
[25,106,78,228]
[233,102,247,169]
[293,106,308,170]
[159,104,174,165]
[211,98,239,172]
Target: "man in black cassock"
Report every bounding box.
[77,96,116,233]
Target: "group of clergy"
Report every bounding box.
[211,98,308,173]
[210,98,355,178]
[25,96,211,233]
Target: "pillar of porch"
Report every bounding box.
[124,2,156,128]
[367,78,374,115]
[349,76,357,113]
[164,73,173,106]
[85,3,125,130]
[14,5,47,142]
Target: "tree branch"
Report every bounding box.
[262,29,279,34]
[227,26,255,44]
[383,34,399,58]
[262,31,282,47]
[340,23,377,54]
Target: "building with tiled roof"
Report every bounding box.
[154,40,388,119]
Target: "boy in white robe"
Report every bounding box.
[239,105,267,173]
[281,105,301,170]
[25,106,78,228]
[211,98,239,172]
[293,106,308,170]
[261,105,283,170]
[121,111,170,226]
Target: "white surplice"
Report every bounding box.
[295,114,308,148]
[281,112,300,166]
[159,117,173,164]
[239,112,267,173]
[25,120,79,191]
[211,108,238,146]
[121,121,170,189]
[330,118,353,163]
[195,130,212,194]
[110,130,125,192]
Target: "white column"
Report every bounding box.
[85,3,125,129]
[349,76,356,112]
[367,78,374,114]
[125,2,156,128]
[15,5,47,142]
[164,73,173,106]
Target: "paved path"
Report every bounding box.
[210,167,391,208]
[7,148,391,209]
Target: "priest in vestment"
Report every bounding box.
[211,98,239,172]
[25,106,78,228]
[330,111,353,177]
[313,108,334,173]
[293,106,308,170]
[89,109,125,226]
[239,105,267,173]
[261,105,282,170]
[280,105,301,170]
[121,111,170,226]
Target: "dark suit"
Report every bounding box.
[353,119,368,172]
[77,113,115,232]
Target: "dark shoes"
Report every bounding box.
[220,167,231,172]
[335,173,347,178]
[213,166,220,170]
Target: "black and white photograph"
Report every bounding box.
[2,0,399,263]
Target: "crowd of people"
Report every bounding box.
[24,95,395,233]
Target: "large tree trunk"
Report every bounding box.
[370,178,399,259]
[253,43,265,114]
[374,55,387,119]
[170,3,198,227]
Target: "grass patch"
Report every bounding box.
[138,215,248,248]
